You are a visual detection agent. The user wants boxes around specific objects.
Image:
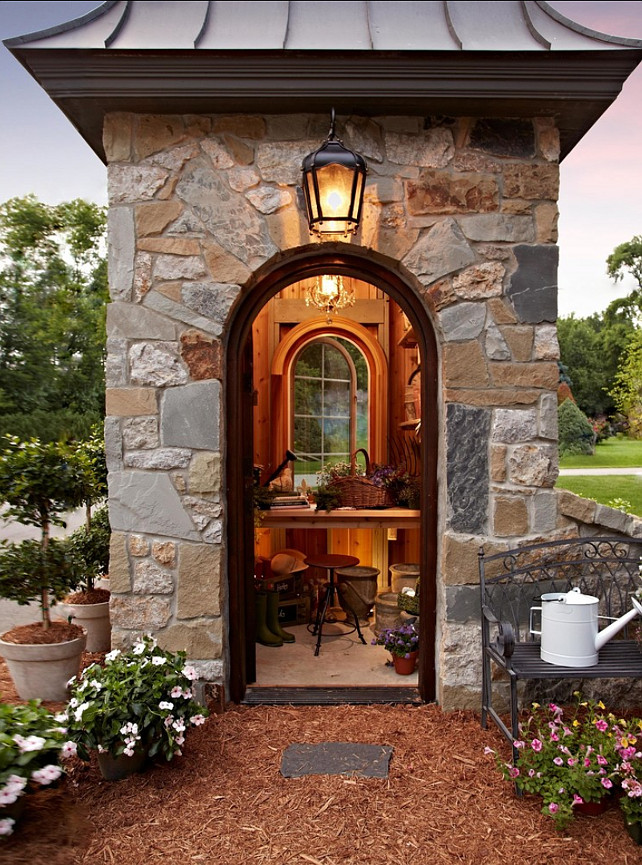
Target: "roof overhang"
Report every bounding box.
[9,46,642,163]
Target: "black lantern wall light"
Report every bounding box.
[301,109,368,237]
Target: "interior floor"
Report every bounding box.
[254,615,418,687]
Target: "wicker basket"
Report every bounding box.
[328,449,393,509]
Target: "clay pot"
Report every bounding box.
[392,651,419,675]
[0,631,86,701]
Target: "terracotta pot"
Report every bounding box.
[97,748,147,782]
[0,631,86,701]
[392,650,419,675]
[60,600,111,652]
[575,798,608,817]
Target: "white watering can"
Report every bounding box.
[530,587,642,668]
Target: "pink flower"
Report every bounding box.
[597,755,608,766]
[508,766,520,779]
[567,758,577,766]
[553,757,564,766]
[573,795,584,806]
[595,720,608,732]
[548,803,559,814]
[601,778,613,789]
[531,739,543,752]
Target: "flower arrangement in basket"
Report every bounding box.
[316,450,396,510]
[0,700,77,837]
[64,635,208,768]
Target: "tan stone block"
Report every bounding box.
[152,541,177,567]
[106,388,158,417]
[444,388,541,407]
[212,116,266,139]
[487,297,517,325]
[556,489,597,525]
[202,241,251,284]
[535,118,561,162]
[134,115,186,160]
[103,114,133,162]
[442,533,484,586]
[407,170,499,215]
[110,595,172,629]
[157,174,179,200]
[138,237,200,255]
[157,621,223,658]
[189,452,221,495]
[129,535,149,557]
[108,532,131,592]
[424,278,456,312]
[501,199,532,215]
[221,133,254,165]
[180,330,222,381]
[135,201,183,237]
[178,544,221,619]
[155,281,183,302]
[535,202,559,243]
[493,496,529,537]
[453,262,504,300]
[490,445,507,482]
[499,326,534,362]
[503,164,559,200]
[443,342,490,388]
[489,361,558,389]
[265,207,309,250]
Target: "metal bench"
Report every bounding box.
[479,535,642,761]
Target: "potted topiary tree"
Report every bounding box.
[0,435,87,700]
[57,430,111,651]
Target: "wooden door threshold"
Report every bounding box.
[242,686,423,705]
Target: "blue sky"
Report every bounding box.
[1,1,641,318]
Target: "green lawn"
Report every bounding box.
[555,475,642,517]
[559,437,642,469]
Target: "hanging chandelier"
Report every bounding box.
[305,275,355,321]
[301,109,367,237]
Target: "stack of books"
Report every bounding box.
[270,495,310,508]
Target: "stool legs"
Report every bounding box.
[337,584,367,645]
[313,582,333,656]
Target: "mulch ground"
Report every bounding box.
[2,656,642,865]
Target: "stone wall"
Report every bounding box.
[103,111,562,701]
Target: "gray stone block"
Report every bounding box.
[109,470,200,540]
[161,381,220,450]
[440,302,486,342]
[107,301,176,340]
[445,585,481,624]
[507,245,558,323]
[108,207,135,301]
[447,404,490,533]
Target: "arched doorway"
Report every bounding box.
[225,247,438,703]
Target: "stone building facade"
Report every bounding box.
[103,110,565,707]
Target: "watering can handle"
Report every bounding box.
[529,605,542,637]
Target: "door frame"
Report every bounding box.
[225,246,439,703]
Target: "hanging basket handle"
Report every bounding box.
[351,448,370,476]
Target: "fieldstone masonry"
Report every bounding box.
[103,110,596,708]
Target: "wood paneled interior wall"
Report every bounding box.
[252,276,420,576]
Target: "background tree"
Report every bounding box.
[0,196,108,441]
[557,308,635,418]
[606,235,642,320]
[609,329,642,438]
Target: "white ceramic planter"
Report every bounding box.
[61,600,111,652]
[0,631,87,701]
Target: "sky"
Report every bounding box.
[0,1,641,319]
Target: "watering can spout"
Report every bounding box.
[595,595,642,652]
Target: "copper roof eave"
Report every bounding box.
[9,46,642,163]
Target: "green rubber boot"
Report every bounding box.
[266,591,296,643]
[255,592,283,647]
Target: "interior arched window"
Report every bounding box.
[291,337,368,487]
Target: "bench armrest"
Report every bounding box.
[482,605,515,658]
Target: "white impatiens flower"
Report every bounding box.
[170,686,184,699]
[172,719,186,733]
[89,679,103,690]
[190,714,206,726]
[119,722,139,736]
[31,764,63,785]
[73,703,89,723]
[61,741,78,759]
[0,818,15,837]
[14,734,46,753]
[132,641,146,655]
[151,656,166,666]
[182,665,198,681]
[159,701,174,711]
[105,649,121,662]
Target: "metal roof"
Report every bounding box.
[5,1,642,161]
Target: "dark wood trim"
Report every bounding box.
[226,244,439,704]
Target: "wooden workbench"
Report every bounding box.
[260,507,420,529]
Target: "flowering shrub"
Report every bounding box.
[488,696,620,830]
[64,635,208,764]
[614,720,642,828]
[372,624,419,659]
[0,700,76,837]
